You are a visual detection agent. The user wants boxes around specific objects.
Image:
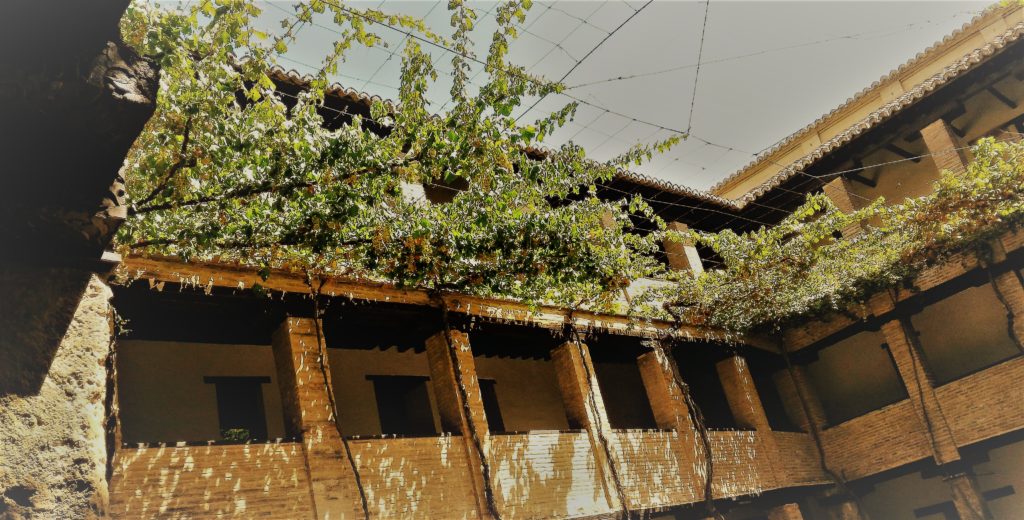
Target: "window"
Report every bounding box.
[204,376,270,441]
[478,379,505,433]
[368,375,436,435]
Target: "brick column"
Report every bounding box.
[822,176,864,237]
[664,221,704,275]
[947,471,994,520]
[767,503,804,520]
[877,317,994,518]
[272,317,364,519]
[772,365,828,433]
[424,330,496,519]
[716,355,782,486]
[920,118,970,174]
[991,269,1024,348]
[637,344,695,432]
[552,340,624,512]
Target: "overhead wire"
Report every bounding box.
[686,0,711,133]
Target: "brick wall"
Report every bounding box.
[819,401,932,480]
[935,356,1024,447]
[348,435,480,519]
[488,431,612,519]
[771,432,830,486]
[109,442,314,518]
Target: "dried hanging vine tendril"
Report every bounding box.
[435,294,503,520]
[305,274,371,520]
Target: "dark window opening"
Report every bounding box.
[478,379,506,433]
[368,375,436,435]
[670,345,738,429]
[204,376,270,441]
[592,360,658,429]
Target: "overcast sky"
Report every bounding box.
[258,0,990,190]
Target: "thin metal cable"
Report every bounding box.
[686,0,711,133]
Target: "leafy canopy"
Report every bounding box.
[120,1,1024,337]
[119,0,678,309]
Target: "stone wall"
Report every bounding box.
[0,270,114,518]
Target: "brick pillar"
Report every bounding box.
[637,344,695,432]
[920,118,970,174]
[272,317,363,519]
[424,330,495,519]
[877,318,961,464]
[716,355,782,486]
[552,340,624,512]
[947,471,994,520]
[991,269,1024,348]
[822,176,864,237]
[772,365,828,433]
[664,221,704,275]
[767,503,804,520]
[825,499,866,520]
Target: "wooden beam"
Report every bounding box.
[986,86,1018,109]
[120,254,777,350]
[884,144,923,163]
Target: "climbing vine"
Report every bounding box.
[118,0,673,312]
[633,137,1024,335]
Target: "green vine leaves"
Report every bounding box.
[118,0,676,310]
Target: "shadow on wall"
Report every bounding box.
[0,266,94,396]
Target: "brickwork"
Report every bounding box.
[990,269,1024,345]
[767,503,804,520]
[821,177,864,237]
[772,366,828,433]
[716,356,783,488]
[947,472,994,520]
[348,435,479,519]
[271,317,365,519]
[771,432,830,486]
[424,330,493,518]
[551,341,622,512]
[935,356,1024,447]
[819,400,932,480]
[637,347,694,432]
[920,118,970,174]
[489,432,613,519]
[877,319,961,465]
[109,442,315,518]
[663,221,704,275]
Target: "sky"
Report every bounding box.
[256,0,990,190]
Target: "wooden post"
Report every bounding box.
[271,317,363,519]
[664,221,704,275]
[424,330,496,519]
[920,118,970,174]
[552,340,625,512]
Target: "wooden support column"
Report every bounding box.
[772,365,828,433]
[637,344,695,433]
[424,330,495,519]
[920,118,970,174]
[947,471,994,520]
[272,317,364,520]
[767,503,805,520]
[552,340,625,513]
[821,176,864,237]
[664,221,704,275]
